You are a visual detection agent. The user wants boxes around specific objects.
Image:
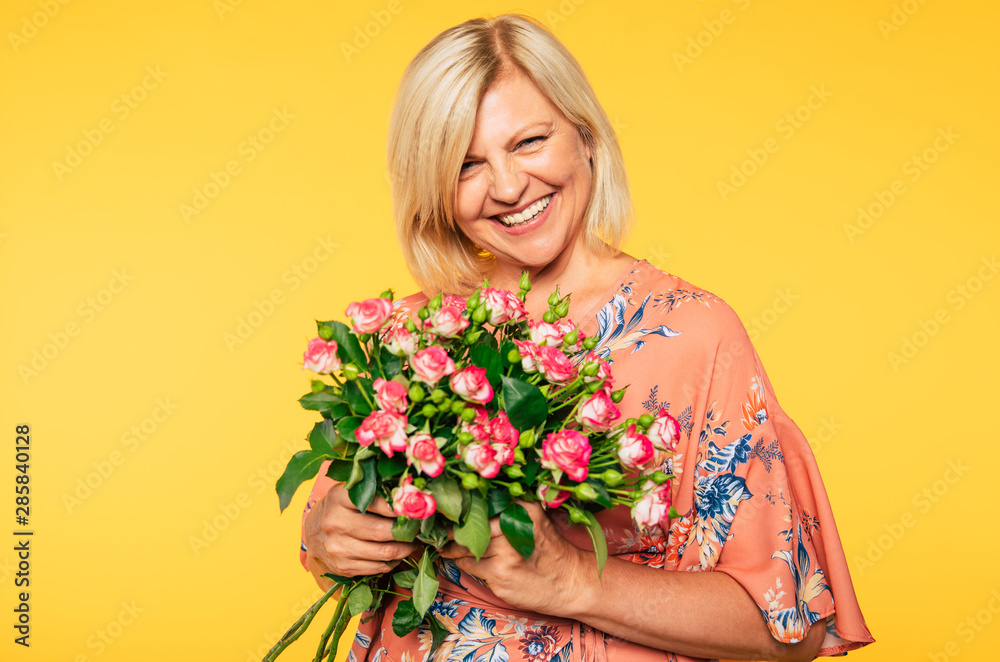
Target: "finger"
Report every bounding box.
[365,495,396,518]
[314,538,418,574]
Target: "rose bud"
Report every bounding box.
[537,483,572,509]
[647,408,682,452]
[391,475,437,520]
[355,410,408,458]
[373,377,408,413]
[383,324,417,356]
[428,305,470,338]
[632,479,672,531]
[537,345,577,384]
[617,423,655,470]
[302,337,341,374]
[345,298,393,334]
[463,441,501,479]
[577,389,621,433]
[410,346,456,385]
[449,365,494,404]
[405,433,446,478]
[541,429,592,482]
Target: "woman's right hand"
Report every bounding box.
[302,482,420,591]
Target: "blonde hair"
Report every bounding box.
[388,14,633,295]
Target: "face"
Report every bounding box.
[453,68,593,280]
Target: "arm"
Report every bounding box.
[441,501,825,662]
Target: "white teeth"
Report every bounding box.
[498,194,552,226]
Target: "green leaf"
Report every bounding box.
[393,568,417,589]
[500,502,535,559]
[469,345,503,388]
[454,492,490,560]
[377,454,407,479]
[580,510,608,576]
[392,599,423,637]
[392,517,420,543]
[522,459,541,484]
[669,506,680,519]
[326,320,369,370]
[501,375,548,431]
[348,582,374,616]
[347,459,377,514]
[412,552,439,618]
[299,391,341,413]
[427,614,449,657]
[321,572,354,585]
[584,479,613,510]
[336,416,364,444]
[499,340,517,367]
[381,348,402,379]
[486,488,512,518]
[344,380,373,417]
[308,420,341,455]
[425,477,463,522]
[345,446,375,489]
[326,459,353,482]
[417,517,449,549]
[275,450,328,513]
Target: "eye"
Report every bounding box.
[459,160,480,174]
[517,135,547,149]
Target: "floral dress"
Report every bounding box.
[300,259,874,662]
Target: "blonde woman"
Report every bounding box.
[301,15,873,662]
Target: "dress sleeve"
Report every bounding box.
[662,301,874,656]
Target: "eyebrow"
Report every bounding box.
[464,122,555,160]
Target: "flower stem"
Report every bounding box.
[262,583,340,661]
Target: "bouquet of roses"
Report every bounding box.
[265,273,680,662]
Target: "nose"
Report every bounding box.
[487,159,527,205]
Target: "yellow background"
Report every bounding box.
[1,0,997,660]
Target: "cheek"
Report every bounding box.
[455,179,488,226]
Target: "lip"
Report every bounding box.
[490,193,555,235]
[490,193,554,220]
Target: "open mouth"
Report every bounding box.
[494,194,553,227]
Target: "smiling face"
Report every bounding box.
[453,68,593,283]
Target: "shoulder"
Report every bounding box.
[617,260,749,351]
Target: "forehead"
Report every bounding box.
[466,70,562,150]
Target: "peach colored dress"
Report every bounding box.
[300,260,874,662]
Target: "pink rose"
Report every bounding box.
[537,345,577,384]
[373,377,408,413]
[355,410,408,457]
[487,411,519,448]
[383,324,417,357]
[449,366,494,404]
[537,483,572,509]
[463,441,501,479]
[443,295,469,311]
[391,476,437,520]
[302,337,341,374]
[528,320,564,346]
[632,479,672,531]
[541,429,591,482]
[491,442,515,467]
[405,433,445,478]
[577,389,620,433]
[410,346,456,385]
[482,288,527,325]
[428,305,469,338]
[617,423,655,470]
[647,409,681,452]
[512,340,541,373]
[345,298,393,334]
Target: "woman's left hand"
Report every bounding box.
[438,501,593,617]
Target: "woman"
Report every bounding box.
[301,14,873,662]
